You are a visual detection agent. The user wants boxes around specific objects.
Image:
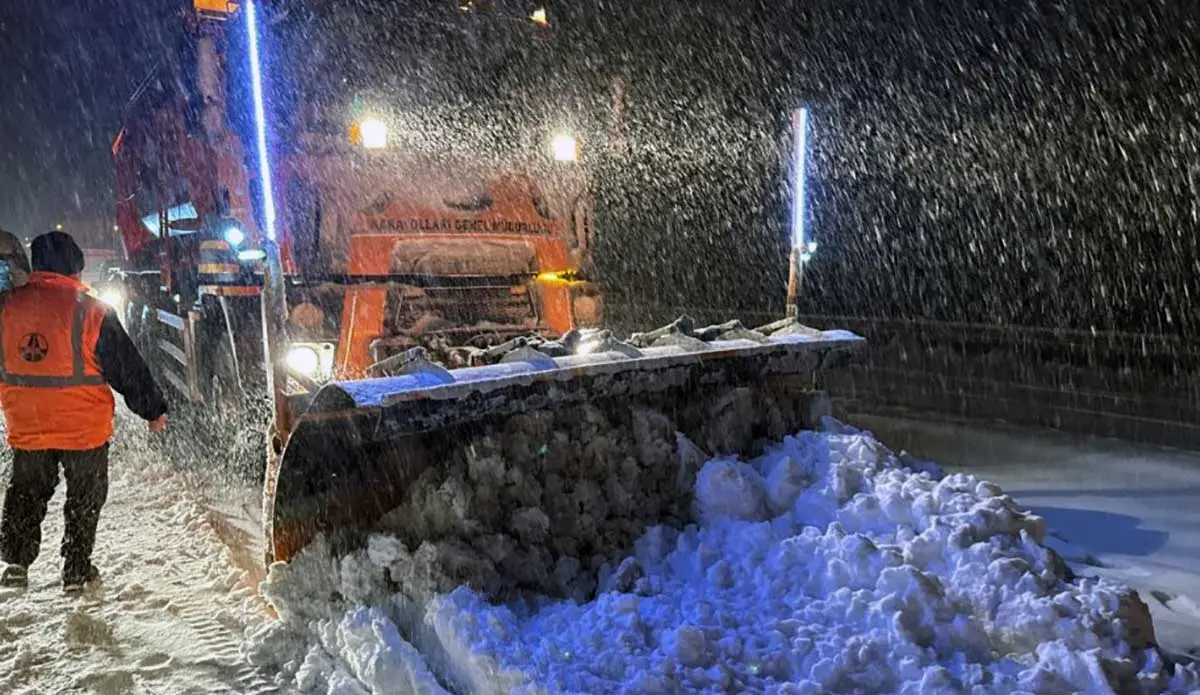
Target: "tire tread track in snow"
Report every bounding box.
[157,587,279,693]
[139,467,282,693]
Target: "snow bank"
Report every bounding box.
[247,422,1199,694]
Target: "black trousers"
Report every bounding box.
[0,444,109,577]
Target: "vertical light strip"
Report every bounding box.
[245,0,277,241]
[790,107,809,251]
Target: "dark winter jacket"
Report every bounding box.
[95,308,169,421]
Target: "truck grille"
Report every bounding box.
[384,283,541,343]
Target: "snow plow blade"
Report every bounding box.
[263,318,864,565]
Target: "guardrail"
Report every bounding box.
[797,315,1200,450]
[601,303,1200,450]
[155,309,201,402]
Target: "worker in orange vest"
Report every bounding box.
[0,231,168,593]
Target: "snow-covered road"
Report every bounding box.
[0,418,273,695]
[854,414,1200,660]
[6,407,1200,695]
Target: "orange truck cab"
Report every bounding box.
[109,0,600,403]
[273,151,595,376]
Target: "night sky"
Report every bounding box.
[0,0,178,240]
[3,1,1199,336]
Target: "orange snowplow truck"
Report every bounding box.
[108,1,865,570]
[111,0,599,409]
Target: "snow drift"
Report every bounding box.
[245,420,1198,694]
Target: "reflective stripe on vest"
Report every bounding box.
[0,292,107,387]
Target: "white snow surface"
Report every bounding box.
[0,418,272,695]
[249,421,1200,695]
[854,414,1200,661]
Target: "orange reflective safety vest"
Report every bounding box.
[0,272,115,451]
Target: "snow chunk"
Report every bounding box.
[695,458,767,522]
[328,607,450,695]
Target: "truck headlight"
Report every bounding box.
[223,225,246,246]
[99,288,124,308]
[285,346,320,376]
[552,134,577,162]
[284,342,336,381]
[359,118,388,149]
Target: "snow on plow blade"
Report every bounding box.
[263,319,864,565]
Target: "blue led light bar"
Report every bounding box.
[245,0,278,241]
[790,107,809,252]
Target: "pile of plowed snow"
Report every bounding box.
[245,421,1198,694]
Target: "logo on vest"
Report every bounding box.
[19,333,49,363]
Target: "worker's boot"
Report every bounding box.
[1,564,29,588]
[62,564,100,595]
